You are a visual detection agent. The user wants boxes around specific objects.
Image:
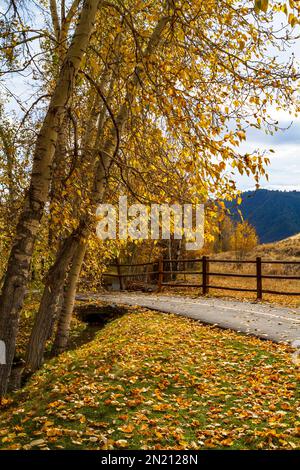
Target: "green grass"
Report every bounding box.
[0,308,299,450]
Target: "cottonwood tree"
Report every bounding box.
[0,0,101,395]
[230,220,258,258]
[25,4,173,371]
[0,102,35,282]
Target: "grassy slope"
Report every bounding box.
[213,233,300,262]
[0,309,299,450]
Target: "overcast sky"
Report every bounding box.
[233,11,300,192]
[235,111,300,191]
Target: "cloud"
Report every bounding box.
[234,118,300,191]
[231,92,300,191]
[243,121,300,146]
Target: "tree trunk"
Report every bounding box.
[52,242,87,355]
[48,113,69,247]
[22,12,170,379]
[23,84,111,373]
[25,230,82,372]
[0,0,100,395]
[24,89,107,372]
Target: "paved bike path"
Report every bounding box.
[77,292,300,344]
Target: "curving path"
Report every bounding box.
[76,292,300,345]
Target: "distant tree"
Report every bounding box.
[212,215,235,253]
[230,221,258,259]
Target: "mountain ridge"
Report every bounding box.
[227,189,300,244]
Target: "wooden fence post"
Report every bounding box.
[202,255,209,295]
[157,257,164,292]
[116,259,124,291]
[256,256,262,300]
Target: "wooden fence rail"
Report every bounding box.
[103,256,300,299]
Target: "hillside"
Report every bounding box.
[216,233,300,262]
[254,233,300,259]
[227,189,300,243]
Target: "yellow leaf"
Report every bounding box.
[118,424,134,433]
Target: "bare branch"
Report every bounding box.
[81,70,120,164]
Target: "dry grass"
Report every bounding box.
[211,233,300,265]
[162,275,300,308]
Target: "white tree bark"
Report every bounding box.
[0,0,101,395]
[52,242,87,355]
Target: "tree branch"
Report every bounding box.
[50,0,61,40]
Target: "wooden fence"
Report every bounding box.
[103,256,300,300]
